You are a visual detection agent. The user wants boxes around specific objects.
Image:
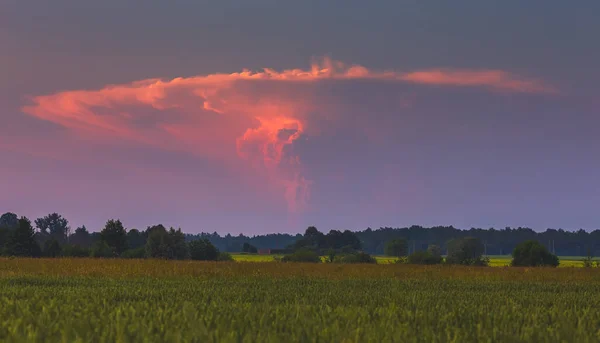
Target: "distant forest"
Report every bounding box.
[192,226,599,256]
[2,212,598,257]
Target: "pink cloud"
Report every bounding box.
[400,69,557,94]
[21,58,556,212]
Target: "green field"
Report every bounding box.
[232,253,595,267]
[2,258,600,342]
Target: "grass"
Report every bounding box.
[2,258,600,342]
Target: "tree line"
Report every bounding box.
[191,225,600,257]
[0,213,230,261]
[0,211,596,262]
[275,226,559,267]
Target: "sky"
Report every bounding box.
[1,1,599,234]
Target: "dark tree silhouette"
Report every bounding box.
[126,229,146,250]
[0,212,18,229]
[0,212,18,252]
[100,219,128,255]
[35,213,70,243]
[145,225,189,259]
[69,226,92,247]
[242,242,258,253]
[5,217,41,257]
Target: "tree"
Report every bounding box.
[446,237,488,266]
[69,226,92,247]
[341,230,362,250]
[35,213,70,243]
[5,217,41,257]
[0,212,18,229]
[384,239,408,257]
[0,212,18,252]
[242,242,258,253]
[126,229,146,250]
[100,219,128,255]
[293,226,326,250]
[427,245,443,261]
[168,228,189,260]
[188,238,220,261]
[145,225,170,259]
[511,240,559,267]
[145,225,189,259]
[292,227,361,253]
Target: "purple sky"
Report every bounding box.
[1,1,599,234]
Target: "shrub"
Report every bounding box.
[281,249,321,263]
[446,237,488,266]
[90,241,114,258]
[43,238,62,257]
[333,252,377,264]
[121,247,146,259]
[511,240,559,267]
[62,244,90,257]
[407,247,443,265]
[217,252,234,261]
[384,239,408,257]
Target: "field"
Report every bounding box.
[2,258,600,342]
[232,253,595,267]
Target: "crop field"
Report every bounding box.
[2,258,600,342]
[231,254,595,267]
[230,254,398,263]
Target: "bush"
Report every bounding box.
[446,237,488,266]
[62,244,90,257]
[511,240,559,267]
[90,241,114,258]
[281,249,321,263]
[43,239,62,257]
[189,238,220,261]
[217,252,234,261]
[333,252,377,264]
[407,247,443,265]
[121,247,146,259]
[384,239,408,257]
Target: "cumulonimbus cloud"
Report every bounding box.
[22,58,556,212]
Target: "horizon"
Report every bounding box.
[2,211,597,236]
[2,1,599,233]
